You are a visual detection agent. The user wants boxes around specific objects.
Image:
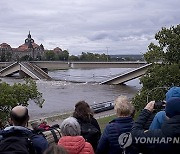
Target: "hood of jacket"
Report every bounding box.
[58,136,86,154]
[0,126,32,137]
[161,115,180,137]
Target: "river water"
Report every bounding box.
[0,68,142,119]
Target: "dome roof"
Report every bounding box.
[53,47,62,53]
[0,43,12,48]
[17,43,40,52]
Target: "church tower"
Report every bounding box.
[25,31,34,44]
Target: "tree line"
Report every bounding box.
[0,50,143,62]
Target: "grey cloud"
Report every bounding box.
[0,0,179,55]
[89,32,110,41]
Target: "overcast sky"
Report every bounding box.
[0,0,179,55]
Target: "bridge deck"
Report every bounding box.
[0,61,147,70]
[0,62,51,80]
[0,61,150,83]
[100,63,152,85]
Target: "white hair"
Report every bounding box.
[60,117,81,136]
[114,95,134,117]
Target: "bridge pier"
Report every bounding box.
[19,70,29,78]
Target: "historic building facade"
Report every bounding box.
[0,32,45,61]
[0,43,13,61]
[0,32,65,62]
[13,31,45,60]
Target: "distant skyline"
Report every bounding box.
[0,0,179,55]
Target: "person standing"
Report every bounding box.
[73,101,101,151]
[0,106,48,154]
[96,96,135,154]
[131,97,180,154]
[149,86,180,130]
[58,117,94,154]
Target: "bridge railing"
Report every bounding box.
[20,62,51,80]
[0,62,18,73]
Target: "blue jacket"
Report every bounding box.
[149,111,166,130]
[0,126,48,154]
[96,117,134,154]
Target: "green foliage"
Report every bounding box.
[144,43,164,63]
[133,24,180,111]
[144,25,180,64]
[44,50,69,61]
[20,55,32,61]
[0,51,12,62]
[97,115,116,131]
[57,50,69,61]
[44,50,56,61]
[0,79,44,123]
[69,55,80,61]
[79,52,108,61]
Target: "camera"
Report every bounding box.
[154,101,166,110]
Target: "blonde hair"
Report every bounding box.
[114,95,134,117]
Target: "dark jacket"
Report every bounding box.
[76,116,101,151]
[131,109,180,154]
[96,117,134,154]
[0,126,48,154]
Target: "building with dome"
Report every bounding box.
[13,31,45,60]
[0,31,45,61]
[0,32,67,62]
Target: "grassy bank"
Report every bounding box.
[29,111,116,130]
[97,115,116,131]
[29,112,73,127]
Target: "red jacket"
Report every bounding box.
[38,123,50,130]
[58,136,94,154]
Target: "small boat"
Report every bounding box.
[91,101,114,113]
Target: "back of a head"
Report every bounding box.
[60,117,81,136]
[10,106,29,126]
[165,97,180,118]
[114,95,134,117]
[166,86,180,102]
[73,101,92,120]
[43,145,68,154]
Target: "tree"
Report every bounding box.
[20,55,32,61]
[133,24,180,111]
[58,50,69,61]
[0,50,6,62]
[0,79,44,124]
[44,50,56,61]
[69,55,80,61]
[79,52,109,61]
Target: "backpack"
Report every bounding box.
[79,121,101,150]
[0,130,36,154]
[35,124,61,146]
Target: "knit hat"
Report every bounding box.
[166,87,180,102]
[165,97,180,118]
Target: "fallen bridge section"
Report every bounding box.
[100,63,152,85]
[0,62,51,80]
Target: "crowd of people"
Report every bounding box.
[0,86,180,154]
